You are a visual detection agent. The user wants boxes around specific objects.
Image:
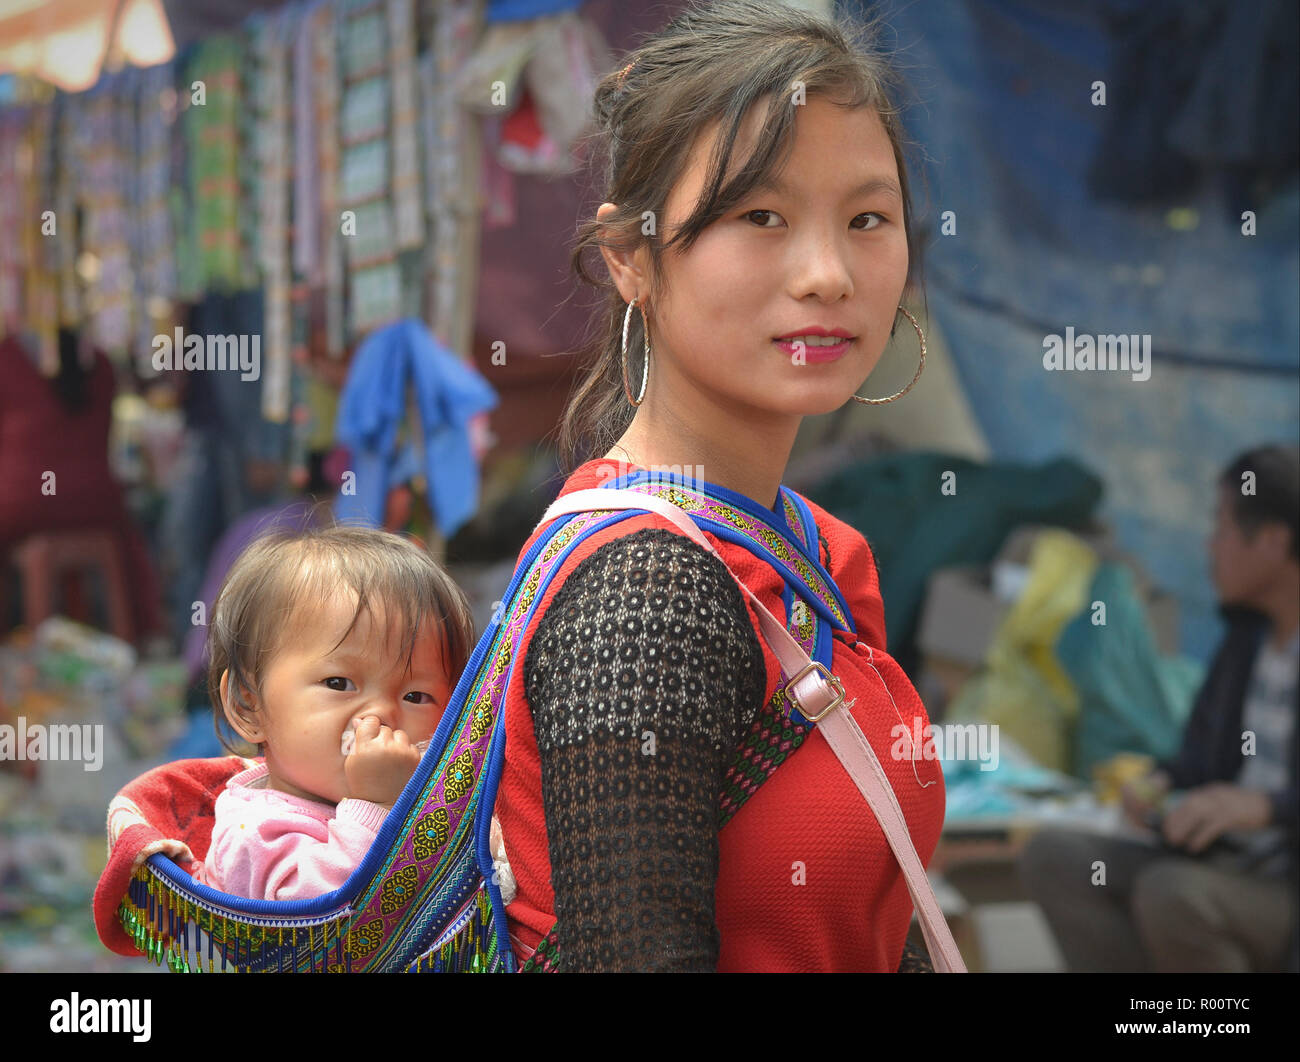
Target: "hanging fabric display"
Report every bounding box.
[291,5,319,374]
[252,9,294,423]
[77,73,135,358]
[292,14,320,282]
[338,0,402,337]
[0,0,492,475]
[21,91,60,369]
[183,36,247,293]
[284,5,324,487]
[131,62,179,364]
[235,33,262,286]
[422,0,484,352]
[388,0,424,251]
[308,1,347,360]
[455,7,610,177]
[54,94,82,338]
[0,108,23,339]
[169,74,200,303]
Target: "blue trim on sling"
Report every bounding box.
[602,469,855,637]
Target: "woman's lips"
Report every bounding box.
[773,337,854,363]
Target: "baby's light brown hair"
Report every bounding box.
[206,524,476,755]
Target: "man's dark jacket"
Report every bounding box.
[1155,605,1299,971]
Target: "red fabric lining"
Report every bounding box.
[93,756,251,955]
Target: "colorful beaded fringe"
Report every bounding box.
[118,863,501,973]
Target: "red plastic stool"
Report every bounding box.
[7,529,135,644]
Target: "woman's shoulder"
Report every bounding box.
[788,489,887,648]
[517,458,780,626]
[522,519,767,653]
[521,522,771,751]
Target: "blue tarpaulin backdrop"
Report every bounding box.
[849,0,1300,662]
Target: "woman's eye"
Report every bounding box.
[323,676,356,692]
[404,691,437,706]
[744,209,884,230]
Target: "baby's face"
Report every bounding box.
[253,592,452,805]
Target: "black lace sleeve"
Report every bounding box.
[523,527,768,971]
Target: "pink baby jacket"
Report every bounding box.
[194,762,388,901]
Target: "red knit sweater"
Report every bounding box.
[496,459,945,971]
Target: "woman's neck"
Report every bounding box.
[602,380,801,510]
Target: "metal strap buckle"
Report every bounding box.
[783,660,846,723]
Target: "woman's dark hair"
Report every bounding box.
[556,0,926,472]
[1219,445,1300,561]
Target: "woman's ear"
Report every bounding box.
[596,202,649,305]
[220,669,265,745]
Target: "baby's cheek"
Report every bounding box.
[412,704,445,743]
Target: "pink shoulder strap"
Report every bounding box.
[538,488,967,973]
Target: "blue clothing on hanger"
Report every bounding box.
[334,319,498,538]
[485,0,582,23]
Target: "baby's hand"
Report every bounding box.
[343,716,422,806]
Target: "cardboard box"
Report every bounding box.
[916,566,1006,671]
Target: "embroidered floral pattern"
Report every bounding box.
[469,701,493,740]
[442,750,474,803]
[351,918,385,957]
[380,864,420,916]
[413,807,450,861]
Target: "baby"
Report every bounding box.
[193,524,513,902]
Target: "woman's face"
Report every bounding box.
[604,96,911,420]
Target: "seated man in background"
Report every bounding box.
[1020,445,1298,972]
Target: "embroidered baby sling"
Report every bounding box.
[103,469,958,972]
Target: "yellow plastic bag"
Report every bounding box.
[945,531,1098,772]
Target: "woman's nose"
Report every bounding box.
[790,232,854,302]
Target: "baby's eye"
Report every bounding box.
[851,212,884,230]
[744,209,782,228]
[404,691,437,706]
[323,676,356,692]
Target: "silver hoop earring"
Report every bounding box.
[621,296,650,407]
[849,305,926,405]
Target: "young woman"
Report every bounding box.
[494,0,946,972]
